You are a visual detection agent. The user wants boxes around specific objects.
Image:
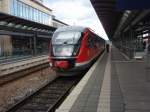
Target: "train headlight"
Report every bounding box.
[53,45,74,57]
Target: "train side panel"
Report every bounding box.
[75,29,105,68]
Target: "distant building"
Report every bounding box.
[0,0,53,26]
[33,0,43,4]
[53,17,68,28]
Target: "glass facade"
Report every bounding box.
[12,36,32,55]
[0,35,49,57]
[11,0,51,25]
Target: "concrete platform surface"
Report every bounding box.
[56,46,150,112]
[0,55,48,76]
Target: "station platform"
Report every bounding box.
[0,55,48,76]
[56,46,150,112]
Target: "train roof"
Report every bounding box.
[54,26,87,33]
[54,26,105,41]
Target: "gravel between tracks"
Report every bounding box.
[0,68,57,112]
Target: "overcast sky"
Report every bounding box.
[43,0,108,40]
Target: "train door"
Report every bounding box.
[86,33,94,59]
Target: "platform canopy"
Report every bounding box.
[0,12,57,38]
[90,0,123,40]
[90,0,150,40]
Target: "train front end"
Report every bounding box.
[48,27,82,74]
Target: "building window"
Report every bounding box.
[28,7,32,20]
[41,12,44,24]
[26,5,29,19]
[35,9,38,22]
[46,14,49,25]
[16,0,20,16]
[12,0,17,16]
[31,7,34,21]
[18,2,23,17]
[22,3,26,18]
[11,0,14,15]
[39,11,42,24]
[20,3,23,17]
[33,8,36,21]
[43,13,47,24]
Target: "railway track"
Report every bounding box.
[6,75,83,112]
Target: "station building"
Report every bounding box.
[0,0,53,26]
[0,0,67,58]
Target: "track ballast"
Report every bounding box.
[7,75,83,112]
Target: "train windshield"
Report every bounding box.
[52,31,81,45]
[53,45,74,57]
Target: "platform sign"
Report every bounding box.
[117,0,150,10]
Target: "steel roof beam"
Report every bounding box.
[92,0,116,4]
[131,10,150,26]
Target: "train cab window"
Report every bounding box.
[52,31,82,57]
[52,31,81,45]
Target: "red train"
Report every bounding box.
[48,26,105,76]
